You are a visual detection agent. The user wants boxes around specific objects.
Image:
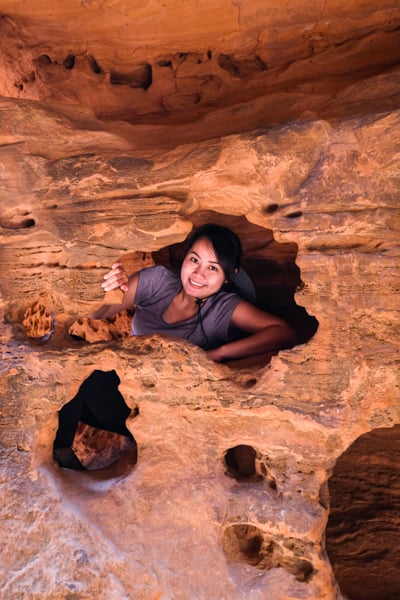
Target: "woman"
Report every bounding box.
[92,223,296,361]
[53,224,296,470]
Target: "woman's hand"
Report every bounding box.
[206,346,227,362]
[88,266,140,320]
[102,262,129,293]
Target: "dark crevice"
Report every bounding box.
[158,59,172,68]
[63,54,75,70]
[224,445,259,481]
[217,53,267,78]
[285,211,303,219]
[87,54,103,74]
[264,203,279,214]
[53,370,139,475]
[222,524,315,581]
[110,63,152,90]
[34,54,52,66]
[0,217,35,229]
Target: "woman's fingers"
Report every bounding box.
[101,263,129,292]
[102,262,122,281]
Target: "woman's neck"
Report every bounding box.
[177,287,205,307]
[162,288,204,325]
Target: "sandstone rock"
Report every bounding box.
[22,299,55,341]
[0,3,399,600]
[0,1,399,137]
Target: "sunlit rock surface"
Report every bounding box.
[1,1,400,140]
[0,2,399,599]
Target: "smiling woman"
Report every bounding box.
[95,223,297,361]
[53,223,297,470]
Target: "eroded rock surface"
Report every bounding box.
[326,426,400,600]
[0,1,400,141]
[0,2,399,600]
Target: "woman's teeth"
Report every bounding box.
[190,279,204,288]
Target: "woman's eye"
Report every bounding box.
[209,265,218,271]
[190,257,199,264]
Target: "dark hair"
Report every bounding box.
[183,223,242,282]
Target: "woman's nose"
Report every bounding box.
[193,264,205,277]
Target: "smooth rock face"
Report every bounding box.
[0,3,399,600]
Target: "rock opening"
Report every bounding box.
[223,523,265,566]
[154,211,319,363]
[65,212,318,372]
[224,444,260,482]
[221,523,315,581]
[53,370,138,474]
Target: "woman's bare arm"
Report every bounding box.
[88,263,139,320]
[206,301,297,362]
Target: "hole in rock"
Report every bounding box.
[153,211,318,368]
[109,63,152,90]
[53,370,138,474]
[87,54,103,74]
[21,217,35,228]
[35,54,52,66]
[325,425,400,600]
[217,53,267,78]
[222,524,315,581]
[264,203,279,214]
[285,211,303,219]
[73,212,317,371]
[158,59,172,68]
[224,444,261,482]
[63,54,75,70]
[223,523,265,566]
[0,217,35,229]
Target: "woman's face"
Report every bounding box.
[180,237,226,299]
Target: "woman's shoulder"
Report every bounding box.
[139,264,177,282]
[136,265,180,303]
[209,288,242,313]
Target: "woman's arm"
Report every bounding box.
[88,263,139,320]
[206,301,297,362]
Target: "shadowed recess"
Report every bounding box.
[326,425,400,600]
[153,211,319,358]
[224,444,260,482]
[53,370,139,475]
[221,523,315,581]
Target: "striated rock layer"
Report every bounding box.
[0,2,400,599]
[326,426,400,600]
[0,93,399,599]
[0,1,400,140]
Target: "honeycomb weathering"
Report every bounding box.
[0,2,399,599]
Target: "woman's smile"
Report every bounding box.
[188,278,206,288]
[181,237,226,299]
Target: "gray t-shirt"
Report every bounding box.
[131,265,242,349]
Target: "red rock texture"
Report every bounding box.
[0,3,399,600]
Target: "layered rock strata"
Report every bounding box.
[0,90,399,599]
